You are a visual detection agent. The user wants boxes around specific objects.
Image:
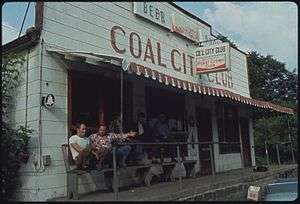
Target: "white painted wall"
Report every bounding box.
[8,2,254,201]
[42,2,250,98]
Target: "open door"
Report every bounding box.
[195,107,213,175]
[240,117,252,167]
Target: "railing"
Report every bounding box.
[109,141,240,200]
[255,142,296,167]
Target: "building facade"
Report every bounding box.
[4,2,293,201]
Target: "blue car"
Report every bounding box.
[263,178,298,201]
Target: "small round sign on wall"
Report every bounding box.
[43,94,55,108]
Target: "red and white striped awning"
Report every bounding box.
[47,49,294,115]
[128,62,294,115]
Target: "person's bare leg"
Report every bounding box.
[77,147,91,169]
[75,154,84,169]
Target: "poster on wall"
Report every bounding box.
[195,42,230,74]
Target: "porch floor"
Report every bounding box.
[49,164,297,201]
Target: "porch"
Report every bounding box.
[49,164,297,201]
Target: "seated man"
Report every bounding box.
[153,114,176,162]
[89,124,136,169]
[129,112,153,157]
[69,123,92,170]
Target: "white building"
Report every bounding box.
[3,2,293,201]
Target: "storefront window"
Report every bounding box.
[216,101,241,154]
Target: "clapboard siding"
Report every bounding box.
[215,154,242,172]
[45,2,209,49]
[42,4,248,81]
[7,48,40,126]
[42,2,250,97]
[41,133,67,147]
[41,120,67,135]
[19,159,65,175]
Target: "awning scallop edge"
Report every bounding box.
[128,62,294,115]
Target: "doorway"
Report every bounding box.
[240,117,252,167]
[195,107,213,175]
[68,69,133,136]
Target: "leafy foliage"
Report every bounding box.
[1,53,33,200]
[247,51,298,164]
[2,53,25,118]
[247,51,297,103]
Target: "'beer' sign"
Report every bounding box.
[133,2,172,30]
[195,42,230,74]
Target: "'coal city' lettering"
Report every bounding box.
[110,25,194,76]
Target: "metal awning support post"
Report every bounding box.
[209,143,215,176]
[113,146,119,200]
[120,67,123,135]
[265,141,270,166]
[276,143,281,166]
[287,116,295,164]
[176,145,183,190]
[263,119,270,166]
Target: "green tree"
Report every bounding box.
[1,53,33,200]
[247,51,297,104]
[247,51,298,163]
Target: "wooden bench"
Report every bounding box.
[61,144,152,200]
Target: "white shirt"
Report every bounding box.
[69,135,90,160]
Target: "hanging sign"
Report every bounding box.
[43,94,55,108]
[195,42,230,74]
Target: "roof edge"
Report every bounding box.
[2,2,43,55]
[2,28,40,55]
[168,2,211,28]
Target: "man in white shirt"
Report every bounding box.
[69,123,92,170]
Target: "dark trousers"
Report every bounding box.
[103,145,131,166]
